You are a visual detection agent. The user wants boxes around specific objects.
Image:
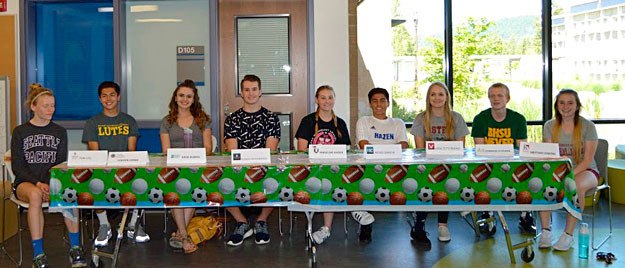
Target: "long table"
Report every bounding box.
[49,150,578,265]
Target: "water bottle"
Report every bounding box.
[183,128,193,148]
[578,222,589,259]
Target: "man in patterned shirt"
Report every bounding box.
[223,74,281,246]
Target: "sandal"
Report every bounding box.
[182,236,198,254]
[169,232,183,249]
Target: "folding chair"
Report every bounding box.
[588,138,612,250]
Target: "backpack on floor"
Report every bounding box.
[187,216,223,245]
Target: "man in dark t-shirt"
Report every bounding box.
[224,75,280,247]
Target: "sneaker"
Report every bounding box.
[127,224,150,242]
[553,233,574,251]
[538,229,553,249]
[32,253,49,268]
[359,224,372,242]
[254,221,271,245]
[351,211,375,225]
[410,227,431,246]
[312,226,331,245]
[438,225,451,242]
[518,214,537,235]
[94,224,112,247]
[227,222,253,247]
[68,246,88,267]
[478,212,496,235]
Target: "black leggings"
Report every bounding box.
[415,211,448,228]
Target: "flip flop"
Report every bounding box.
[169,232,183,249]
[182,236,198,254]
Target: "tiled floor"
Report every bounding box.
[0,200,622,267]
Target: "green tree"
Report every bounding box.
[420,17,504,106]
[392,25,416,56]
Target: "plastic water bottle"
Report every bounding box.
[578,222,589,259]
[183,128,193,148]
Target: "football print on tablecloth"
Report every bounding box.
[428,164,451,183]
[512,163,534,183]
[470,163,492,183]
[114,168,136,184]
[418,187,433,202]
[201,167,223,183]
[105,188,121,203]
[158,168,180,184]
[342,165,365,183]
[235,188,251,203]
[191,187,208,203]
[72,169,93,184]
[288,165,311,182]
[245,166,267,183]
[552,162,571,182]
[385,165,408,183]
[502,187,516,202]
[374,187,390,202]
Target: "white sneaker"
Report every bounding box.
[312,226,331,245]
[351,211,375,225]
[438,225,451,242]
[538,229,553,249]
[94,224,112,247]
[552,233,574,251]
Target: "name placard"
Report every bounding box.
[475,144,514,157]
[519,142,560,158]
[363,144,402,160]
[68,150,108,167]
[231,148,271,165]
[167,148,207,165]
[425,141,464,156]
[107,151,149,166]
[309,144,347,159]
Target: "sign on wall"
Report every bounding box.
[176,46,205,86]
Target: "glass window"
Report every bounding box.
[552,0,625,120]
[125,0,211,120]
[452,0,543,122]
[34,1,114,120]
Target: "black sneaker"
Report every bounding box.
[33,253,49,268]
[518,213,537,235]
[410,227,431,246]
[359,224,372,242]
[227,222,253,247]
[478,212,496,235]
[254,221,270,245]
[68,246,87,267]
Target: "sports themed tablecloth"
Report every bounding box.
[48,150,580,218]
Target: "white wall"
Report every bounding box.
[313,0,350,126]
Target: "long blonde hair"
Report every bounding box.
[421,82,454,140]
[314,85,342,138]
[552,89,583,163]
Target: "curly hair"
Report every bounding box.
[166,79,211,130]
